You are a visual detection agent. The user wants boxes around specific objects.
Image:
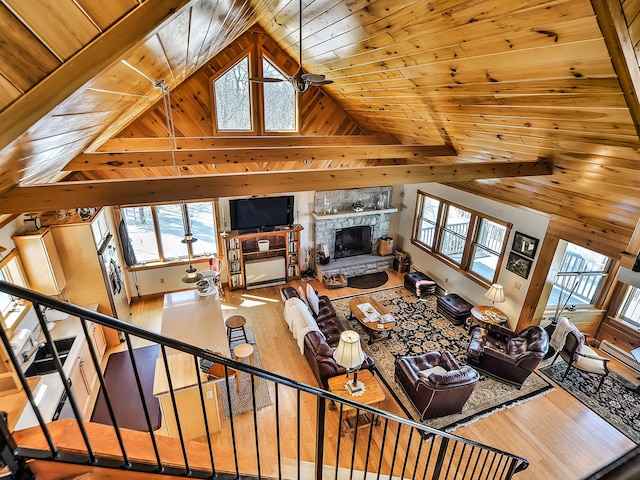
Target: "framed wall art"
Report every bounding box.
[512,231,539,259]
[506,251,533,279]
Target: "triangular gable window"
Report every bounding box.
[213,56,251,131]
[263,57,296,132]
[212,51,298,134]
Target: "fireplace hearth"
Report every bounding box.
[335,226,372,259]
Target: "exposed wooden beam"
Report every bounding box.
[95,135,401,151]
[0,161,552,213]
[0,0,197,152]
[66,144,458,170]
[591,0,640,138]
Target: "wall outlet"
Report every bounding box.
[514,281,521,290]
[206,390,213,399]
[160,278,165,284]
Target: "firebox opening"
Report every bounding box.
[334,226,372,259]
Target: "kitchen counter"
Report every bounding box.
[10,304,98,431]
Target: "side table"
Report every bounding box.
[327,369,385,435]
[469,306,508,331]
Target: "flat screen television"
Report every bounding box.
[230,195,294,233]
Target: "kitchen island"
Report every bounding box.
[153,290,230,440]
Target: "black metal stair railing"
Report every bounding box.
[0,281,529,480]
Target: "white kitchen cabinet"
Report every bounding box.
[13,228,67,296]
[88,321,107,360]
[70,341,97,418]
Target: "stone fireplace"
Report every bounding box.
[334,225,372,259]
[312,187,397,278]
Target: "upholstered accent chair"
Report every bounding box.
[467,324,549,387]
[394,351,479,420]
[551,329,610,390]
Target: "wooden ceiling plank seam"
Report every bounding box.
[323,14,600,78]
[0,0,199,154]
[72,0,140,32]
[3,0,101,62]
[591,0,640,137]
[0,160,552,214]
[0,3,61,92]
[311,0,595,67]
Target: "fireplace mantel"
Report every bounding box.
[312,207,397,221]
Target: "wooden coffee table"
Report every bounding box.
[348,295,395,344]
[327,369,386,435]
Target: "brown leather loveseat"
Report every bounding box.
[467,323,548,387]
[281,286,375,388]
[394,351,479,420]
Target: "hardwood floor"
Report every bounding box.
[127,271,635,480]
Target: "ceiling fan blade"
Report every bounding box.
[249,77,284,83]
[308,79,334,86]
[301,73,326,83]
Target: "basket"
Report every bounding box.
[378,237,393,256]
[257,239,270,251]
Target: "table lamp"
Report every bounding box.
[484,283,505,312]
[333,330,366,395]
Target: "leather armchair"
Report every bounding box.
[467,324,549,387]
[394,351,479,420]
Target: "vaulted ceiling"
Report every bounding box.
[1,0,639,258]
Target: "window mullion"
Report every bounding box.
[151,206,165,261]
[460,214,478,271]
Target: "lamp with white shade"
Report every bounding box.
[484,283,505,312]
[333,330,366,395]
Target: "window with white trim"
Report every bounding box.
[121,201,217,266]
[545,242,612,309]
[619,286,640,328]
[412,191,511,285]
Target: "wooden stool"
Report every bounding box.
[233,343,257,392]
[225,315,248,345]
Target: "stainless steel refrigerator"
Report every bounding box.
[97,233,130,331]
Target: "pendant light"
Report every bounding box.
[157,80,202,284]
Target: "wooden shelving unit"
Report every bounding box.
[223,226,303,290]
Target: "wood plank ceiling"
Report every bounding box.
[0,0,639,256]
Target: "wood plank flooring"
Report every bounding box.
[126,270,635,480]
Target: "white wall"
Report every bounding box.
[390,183,550,330]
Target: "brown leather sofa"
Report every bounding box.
[281,286,375,388]
[467,323,549,387]
[394,351,479,420]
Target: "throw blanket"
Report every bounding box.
[550,316,583,359]
[284,298,325,354]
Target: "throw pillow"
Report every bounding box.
[306,283,320,316]
[297,285,310,308]
[418,366,447,379]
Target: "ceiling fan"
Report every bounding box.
[250,0,333,93]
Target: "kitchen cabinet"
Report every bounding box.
[13,228,67,296]
[88,321,106,361]
[0,342,22,397]
[68,341,97,418]
[47,207,130,346]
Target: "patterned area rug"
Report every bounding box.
[332,287,553,432]
[540,361,640,443]
[219,329,273,417]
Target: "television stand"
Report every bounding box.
[223,226,303,290]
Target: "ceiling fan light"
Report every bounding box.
[301,73,325,83]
